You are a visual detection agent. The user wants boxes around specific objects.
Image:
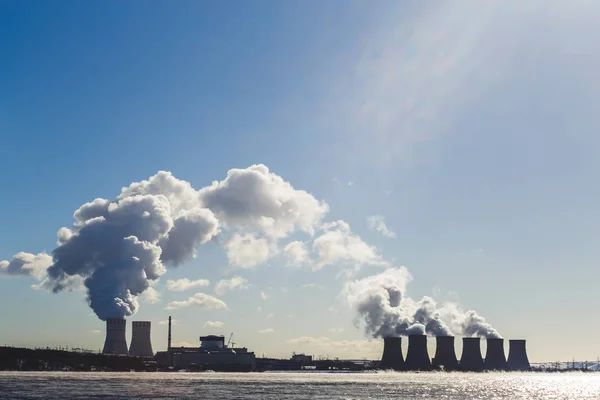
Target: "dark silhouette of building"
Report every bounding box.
[484,338,507,370]
[405,334,431,371]
[432,335,458,371]
[507,339,530,371]
[129,321,154,357]
[380,337,405,370]
[102,319,128,356]
[459,337,484,371]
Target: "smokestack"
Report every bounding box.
[404,334,431,370]
[168,316,172,350]
[459,337,484,371]
[129,321,154,357]
[432,336,458,371]
[102,318,129,355]
[380,337,405,370]
[507,339,530,371]
[484,338,508,370]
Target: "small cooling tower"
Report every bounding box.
[459,337,484,371]
[102,318,129,355]
[507,339,531,371]
[380,337,405,370]
[129,321,154,357]
[484,338,508,370]
[432,336,458,371]
[405,334,431,371]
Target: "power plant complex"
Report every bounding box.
[380,334,531,371]
[98,317,531,372]
[100,317,256,371]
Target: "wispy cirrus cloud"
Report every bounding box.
[367,215,396,238]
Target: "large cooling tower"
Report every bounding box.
[129,321,154,357]
[484,338,508,370]
[432,336,458,371]
[405,334,431,371]
[380,337,405,370]
[459,337,484,371]
[507,339,531,371]
[102,318,129,355]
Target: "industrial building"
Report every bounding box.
[380,335,531,372]
[432,336,459,371]
[405,334,431,370]
[460,337,484,371]
[507,339,531,371]
[102,318,129,356]
[380,337,405,370]
[155,317,256,371]
[129,321,154,357]
[484,338,508,370]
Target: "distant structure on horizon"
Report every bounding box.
[129,321,154,357]
[102,318,128,356]
[380,335,531,372]
[155,316,256,371]
[432,336,458,371]
[484,338,508,371]
[405,334,431,371]
[380,337,404,370]
[507,339,530,371]
[460,337,484,371]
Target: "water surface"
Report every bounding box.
[0,371,598,399]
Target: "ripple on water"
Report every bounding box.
[0,371,599,399]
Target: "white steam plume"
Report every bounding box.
[2,165,328,321]
[344,267,501,338]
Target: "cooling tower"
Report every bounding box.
[507,339,531,371]
[432,335,458,371]
[459,337,484,371]
[405,334,431,371]
[129,321,154,357]
[484,338,508,370]
[380,337,405,370]
[102,318,129,355]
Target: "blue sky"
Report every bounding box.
[1,1,600,361]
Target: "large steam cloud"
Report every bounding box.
[1,164,501,339]
[344,267,501,339]
[1,165,329,320]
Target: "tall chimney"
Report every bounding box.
[102,318,129,355]
[405,334,431,371]
[168,316,172,350]
[507,339,530,371]
[432,336,458,371]
[129,321,154,357]
[459,337,484,371]
[484,338,508,370]
[380,337,405,370]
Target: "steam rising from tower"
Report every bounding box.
[4,165,328,321]
[102,318,128,355]
[129,321,154,357]
[344,268,502,340]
